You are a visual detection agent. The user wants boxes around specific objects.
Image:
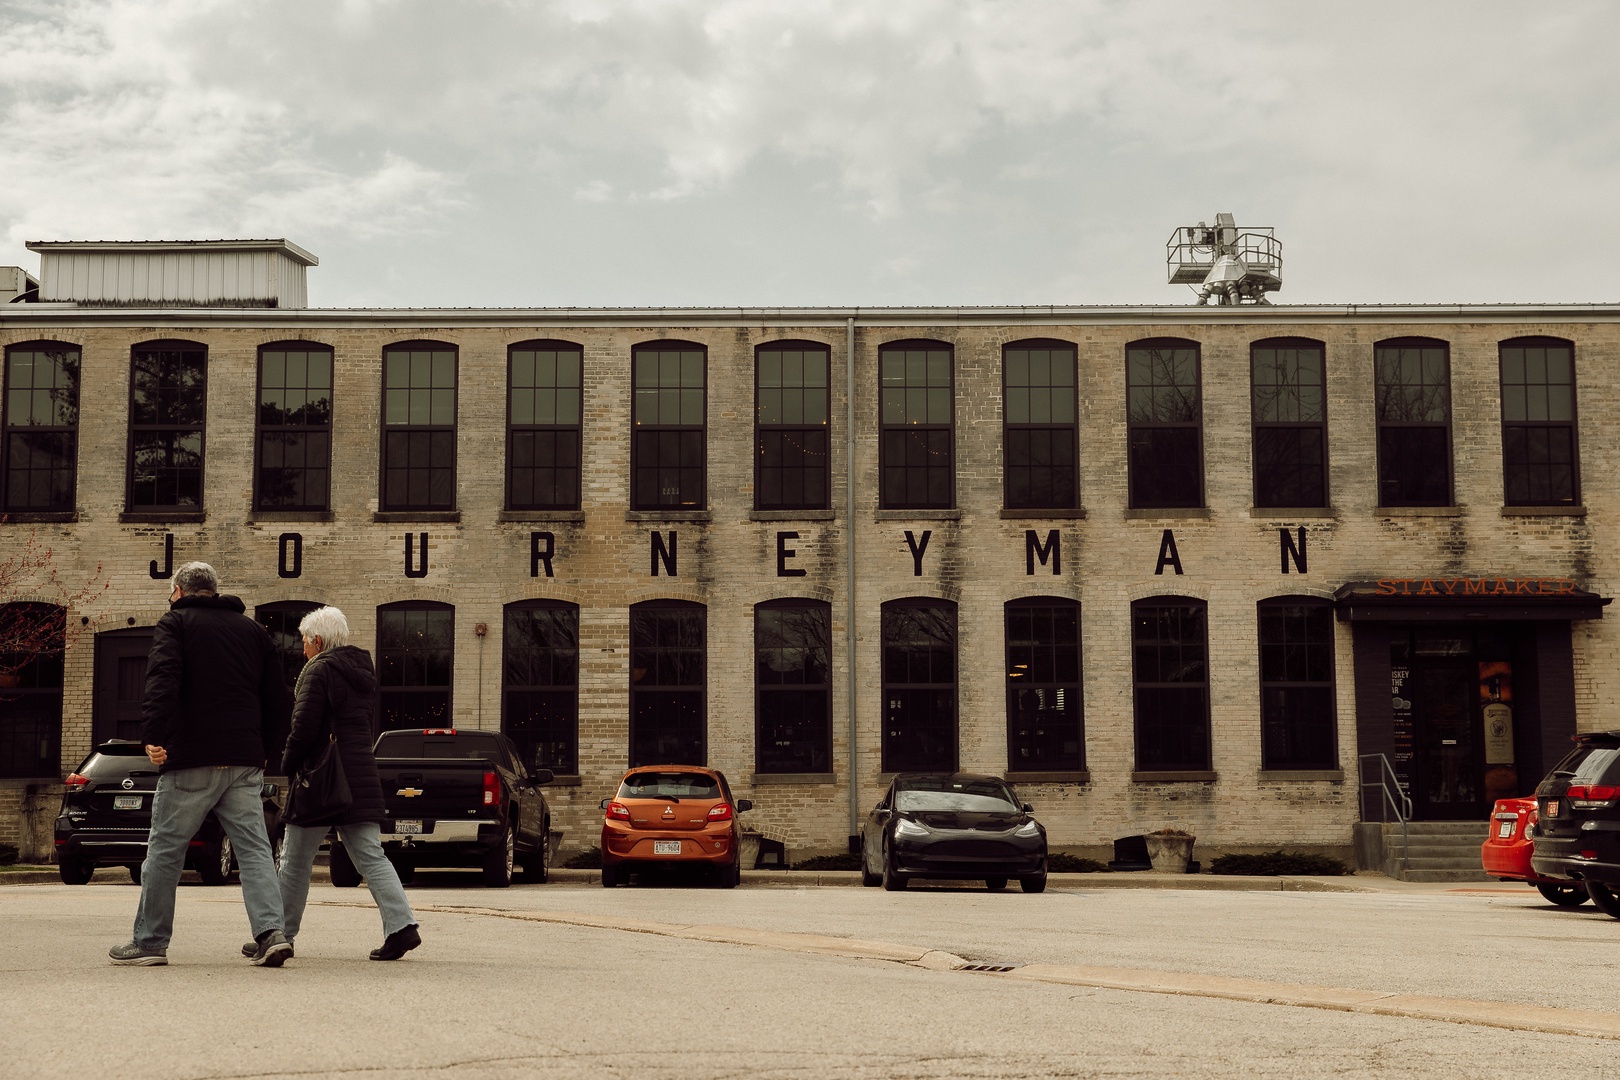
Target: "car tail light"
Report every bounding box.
[424,728,456,735]
[65,773,90,788]
[707,802,733,822]
[1582,849,1599,859]
[605,801,631,822]
[1566,785,1619,808]
[482,770,499,807]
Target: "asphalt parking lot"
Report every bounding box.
[4,873,1619,1079]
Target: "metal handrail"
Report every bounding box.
[1358,753,1412,876]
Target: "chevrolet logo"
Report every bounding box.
[396,787,423,798]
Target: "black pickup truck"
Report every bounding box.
[352,728,553,888]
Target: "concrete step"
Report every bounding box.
[1384,822,1489,837]
[1398,868,1491,883]
[1397,843,1489,859]
[1401,856,1490,871]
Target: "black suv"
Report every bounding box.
[54,741,284,885]
[1531,731,1620,917]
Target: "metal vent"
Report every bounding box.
[957,963,1021,973]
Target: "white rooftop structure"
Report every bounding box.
[24,238,317,308]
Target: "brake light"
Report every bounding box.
[605,801,631,822]
[64,773,90,788]
[1566,785,1620,808]
[482,770,499,807]
[423,728,456,735]
[707,802,733,822]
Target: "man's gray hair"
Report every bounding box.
[170,562,219,596]
[298,606,349,652]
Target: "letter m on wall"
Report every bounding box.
[1026,529,1060,575]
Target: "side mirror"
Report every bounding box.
[736,798,753,813]
[1022,803,1033,813]
[599,797,612,810]
[531,769,554,785]
[261,783,280,799]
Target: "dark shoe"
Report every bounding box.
[250,929,293,967]
[369,924,421,961]
[242,938,294,959]
[109,942,167,966]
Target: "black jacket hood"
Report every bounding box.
[172,593,247,615]
[321,644,377,695]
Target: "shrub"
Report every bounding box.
[791,852,862,871]
[0,843,18,866]
[563,846,603,869]
[1047,852,1107,873]
[1209,851,1350,877]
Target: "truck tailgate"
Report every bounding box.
[378,758,490,825]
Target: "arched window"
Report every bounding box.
[1257,597,1337,770]
[1499,336,1578,506]
[1250,337,1327,508]
[1005,597,1083,771]
[1131,597,1209,771]
[256,342,333,513]
[503,600,579,774]
[376,601,454,731]
[0,602,64,778]
[755,341,830,511]
[1374,337,1451,507]
[2,341,80,513]
[381,341,457,511]
[1126,338,1202,509]
[881,598,957,771]
[128,339,206,511]
[255,600,322,762]
[1003,340,1078,510]
[755,599,831,773]
[508,340,583,510]
[632,342,706,509]
[629,600,705,766]
[879,340,954,509]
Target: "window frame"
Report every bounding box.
[126,339,208,513]
[1374,336,1453,508]
[630,340,707,511]
[1130,596,1211,772]
[1498,335,1580,507]
[1125,337,1204,510]
[379,340,459,513]
[878,339,955,511]
[1002,339,1079,511]
[628,599,707,767]
[501,599,581,775]
[375,600,455,733]
[754,340,832,512]
[506,339,584,512]
[253,341,334,514]
[2,340,80,514]
[0,602,65,779]
[754,597,833,774]
[1256,596,1338,771]
[254,600,320,763]
[1004,596,1084,772]
[1249,336,1329,509]
[880,597,959,773]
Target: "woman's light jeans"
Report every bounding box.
[278,821,416,941]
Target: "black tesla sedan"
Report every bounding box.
[860,772,1047,893]
[54,740,283,885]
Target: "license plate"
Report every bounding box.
[653,840,682,855]
[114,795,142,810]
[393,820,423,834]
[1546,800,1560,817]
[1498,820,1514,839]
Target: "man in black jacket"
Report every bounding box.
[109,562,296,967]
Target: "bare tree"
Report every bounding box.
[0,520,108,683]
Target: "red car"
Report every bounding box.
[1481,796,1588,907]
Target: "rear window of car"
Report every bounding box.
[618,772,720,800]
[80,744,151,778]
[375,732,502,763]
[895,778,1019,813]
[1553,745,1620,785]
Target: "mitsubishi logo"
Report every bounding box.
[396,787,423,798]
[662,806,676,818]
[121,778,135,790]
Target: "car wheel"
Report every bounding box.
[520,825,550,884]
[985,877,1008,891]
[601,864,619,888]
[388,854,416,886]
[1585,881,1620,919]
[860,840,881,888]
[58,858,93,885]
[328,840,362,888]
[198,836,233,886]
[1537,882,1591,908]
[881,845,908,891]
[126,863,142,885]
[1020,871,1048,894]
[716,857,741,889]
[482,824,515,888]
[270,830,284,873]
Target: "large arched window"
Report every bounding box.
[1257,597,1337,770]
[1003,340,1078,510]
[2,341,80,513]
[1126,338,1202,509]
[879,340,954,509]
[1250,337,1327,508]
[755,598,831,773]
[881,598,957,771]
[1374,337,1451,507]
[1499,336,1578,507]
[503,600,579,774]
[255,342,333,513]
[1005,597,1083,771]
[128,339,206,512]
[1131,597,1209,772]
[508,340,583,511]
[0,602,64,778]
[376,601,454,731]
[255,600,321,762]
[629,600,705,766]
[755,341,830,511]
[632,342,706,510]
[381,341,457,511]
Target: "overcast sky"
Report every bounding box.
[2,1,1617,309]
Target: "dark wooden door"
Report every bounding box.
[92,629,154,745]
[1410,661,1485,820]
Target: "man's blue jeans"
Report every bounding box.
[278,821,417,941]
[131,765,283,951]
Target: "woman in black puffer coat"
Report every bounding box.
[270,606,420,961]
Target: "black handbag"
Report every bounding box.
[283,734,352,827]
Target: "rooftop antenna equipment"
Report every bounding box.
[1166,213,1281,305]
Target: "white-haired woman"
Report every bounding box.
[259,606,420,961]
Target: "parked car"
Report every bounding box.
[1531,730,1620,918]
[599,765,752,887]
[1480,796,1589,907]
[371,728,553,888]
[54,740,283,885]
[860,773,1047,893]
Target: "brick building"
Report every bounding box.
[1,239,1614,867]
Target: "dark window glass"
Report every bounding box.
[1131,599,1209,771]
[1251,339,1327,508]
[503,601,579,774]
[256,344,332,512]
[377,602,453,732]
[1005,598,1083,770]
[1004,342,1078,509]
[632,345,705,510]
[880,342,953,509]
[128,342,205,511]
[0,603,64,778]
[1500,338,1578,506]
[881,600,957,771]
[756,344,830,511]
[254,600,320,764]
[755,600,831,773]
[1375,339,1451,506]
[1258,599,1337,770]
[509,342,583,510]
[1126,340,1201,508]
[381,344,457,511]
[3,344,79,513]
[629,601,705,766]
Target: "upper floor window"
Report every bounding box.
[756,342,830,511]
[381,342,457,512]
[1005,597,1083,771]
[0,602,64,778]
[881,598,957,771]
[755,599,832,773]
[377,601,453,731]
[128,340,206,511]
[1500,337,1578,506]
[1374,338,1451,507]
[503,600,579,774]
[1126,339,1201,509]
[1257,598,1337,770]
[2,342,79,513]
[1003,341,1078,510]
[256,343,332,513]
[1251,338,1327,508]
[632,343,705,510]
[1131,597,1209,771]
[629,600,705,766]
[509,341,583,511]
[879,341,953,510]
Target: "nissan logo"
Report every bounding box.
[121,778,134,790]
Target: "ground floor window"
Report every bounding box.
[255,600,319,759]
[1006,598,1083,770]
[0,603,64,777]
[755,599,831,773]
[1132,597,1209,771]
[1258,598,1337,770]
[503,600,579,774]
[630,600,705,767]
[881,599,957,772]
[377,601,453,731]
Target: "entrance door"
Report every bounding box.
[92,629,154,745]
[1408,659,1484,819]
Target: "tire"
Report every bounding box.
[716,857,741,889]
[329,840,362,888]
[270,830,284,873]
[482,824,515,888]
[985,877,1008,892]
[126,864,142,885]
[58,857,93,885]
[389,854,416,886]
[1585,881,1620,919]
[1020,871,1048,894]
[881,845,908,891]
[860,841,881,888]
[520,824,550,884]
[1537,882,1591,908]
[198,836,233,886]
[601,864,619,888]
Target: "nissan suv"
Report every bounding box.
[1530,731,1620,917]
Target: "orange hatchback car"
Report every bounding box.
[599,766,753,888]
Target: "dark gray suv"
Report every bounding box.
[1531,731,1620,917]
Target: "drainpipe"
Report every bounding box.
[846,316,859,851]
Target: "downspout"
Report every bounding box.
[846,315,859,851]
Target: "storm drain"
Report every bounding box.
[957,962,1021,973]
